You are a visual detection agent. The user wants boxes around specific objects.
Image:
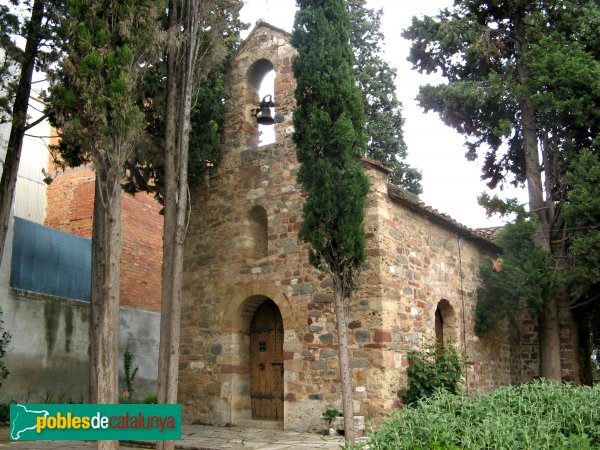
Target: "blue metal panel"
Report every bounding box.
[10,217,91,301]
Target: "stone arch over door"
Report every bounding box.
[221,284,294,333]
[220,284,295,427]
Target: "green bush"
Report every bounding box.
[121,347,139,403]
[142,393,157,404]
[0,403,9,423]
[348,380,600,449]
[323,408,342,424]
[401,341,465,405]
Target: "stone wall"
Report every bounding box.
[367,166,519,401]
[178,22,532,433]
[178,141,526,431]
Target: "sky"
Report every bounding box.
[240,0,528,229]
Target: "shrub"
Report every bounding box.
[121,347,139,403]
[401,341,465,405]
[142,393,157,404]
[323,408,342,424]
[348,379,600,449]
[0,403,9,423]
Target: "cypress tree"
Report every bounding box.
[47,4,160,448]
[292,0,369,444]
[348,0,422,194]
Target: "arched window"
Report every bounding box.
[435,299,456,345]
[247,59,276,147]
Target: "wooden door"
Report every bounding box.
[250,300,284,420]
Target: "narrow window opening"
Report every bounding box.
[435,299,456,346]
[248,205,268,259]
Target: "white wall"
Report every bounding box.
[0,50,49,225]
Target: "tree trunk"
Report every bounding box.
[333,273,354,444]
[538,297,561,379]
[156,3,179,450]
[515,11,561,380]
[521,95,561,380]
[156,1,193,449]
[90,167,121,450]
[0,0,44,261]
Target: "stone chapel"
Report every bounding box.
[177,22,577,432]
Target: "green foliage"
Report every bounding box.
[564,150,600,301]
[402,341,465,405]
[347,0,422,194]
[47,0,162,169]
[0,402,8,422]
[0,0,65,123]
[0,307,11,388]
[292,0,369,291]
[122,0,246,202]
[0,2,20,123]
[475,213,559,334]
[142,393,158,404]
[564,150,600,380]
[323,408,342,424]
[348,380,600,450]
[121,347,139,403]
[402,1,600,187]
[40,391,64,404]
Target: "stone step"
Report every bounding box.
[234,419,284,430]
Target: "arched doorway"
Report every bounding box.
[250,299,284,421]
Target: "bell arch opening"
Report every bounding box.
[246,59,276,147]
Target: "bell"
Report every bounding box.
[255,95,275,126]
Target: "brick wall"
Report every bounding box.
[121,188,163,311]
[45,166,95,237]
[45,164,163,311]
